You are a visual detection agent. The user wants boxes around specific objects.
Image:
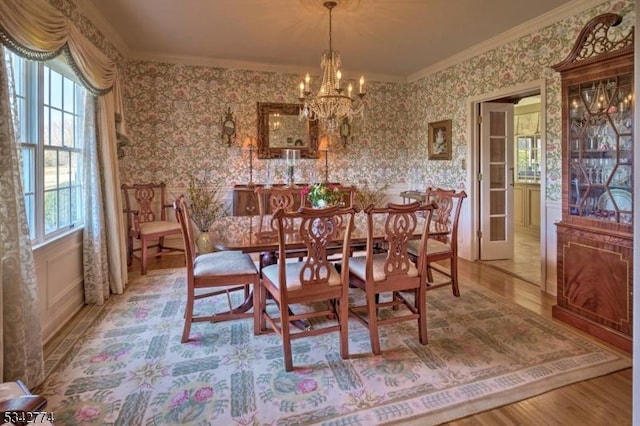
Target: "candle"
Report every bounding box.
[305,73,310,91]
[359,76,364,94]
[336,70,341,89]
[348,83,353,98]
[299,81,304,98]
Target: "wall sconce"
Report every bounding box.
[221,106,237,146]
[318,137,329,182]
[242,137,257,186]
[282,148,300,187]
[339,118,352,147]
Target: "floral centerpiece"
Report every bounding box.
[301,183,344,208]
[187,174,227,232]
[186,173,228,254]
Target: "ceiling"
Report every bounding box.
[82,0,586,81]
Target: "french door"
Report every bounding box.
[479,102,514,260]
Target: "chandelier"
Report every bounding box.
[298,1,365,132]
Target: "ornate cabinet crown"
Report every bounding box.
[552,13,634,353]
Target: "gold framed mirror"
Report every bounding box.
[257,102,319,159]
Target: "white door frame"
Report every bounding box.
[466,79,547,289]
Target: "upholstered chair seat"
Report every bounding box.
[349,253,419,282]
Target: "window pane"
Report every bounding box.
[50,108,62,146]
[21,147,35,239]
[16,97,27,142]
[25,194,35,239]
[43,65,49,105]
[44,190,58,234]
[71,185,81,223]
[58,151,70,188]
[49,69,62,109]
[70,152,81,185]
[21,146,35,193]
[44,149,57,190]
[43,105,50,145]
[63,112,74,147]
[63,76,74,113]
[59,187,70,227]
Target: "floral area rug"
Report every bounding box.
[39,267,631,425]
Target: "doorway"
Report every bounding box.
[470,83,545,288]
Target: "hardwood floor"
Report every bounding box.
[133,255,633,425]
[479,230,541,286]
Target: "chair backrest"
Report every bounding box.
[272,205,357,290]
[174,195,197,272]
[255,186,304,233]
[333,184,357,207]
[425,188,467,247]
[364,201,435,280]
[121,182,169,230]
[255,186,303,215]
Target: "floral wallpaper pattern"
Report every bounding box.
[52,0,634,204]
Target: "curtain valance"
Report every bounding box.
[0,0,117,95]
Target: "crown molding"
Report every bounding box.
[407,0,607,83]
[73,0,130,57]
[129,51,406,83]
[74,0,606,84]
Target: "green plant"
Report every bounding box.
[301,183,344,207]
[187,174,227,232]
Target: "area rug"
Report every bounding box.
[38,268,631,425]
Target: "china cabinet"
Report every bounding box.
[552,13,634,352]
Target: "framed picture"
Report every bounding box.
[428,119,452,160]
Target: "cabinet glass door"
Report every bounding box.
[568,72,633,225]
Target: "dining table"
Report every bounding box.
[210,212,449,254]
[208,212,450,330]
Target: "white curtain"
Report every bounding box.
[82,92,110,304]
[0,0,128,384]
[0,50,44,388]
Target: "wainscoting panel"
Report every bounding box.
[34,229,85,343]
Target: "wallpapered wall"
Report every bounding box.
[119,64,409,190]
[53,0,634,202]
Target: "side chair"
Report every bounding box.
[408,188,467,297]
[121,182,183,275]
[254,185,309,267]
[254,185,303,233]
[174,195,260,343]
[259,205,357,371]
[347,201,436,355]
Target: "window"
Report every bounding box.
[5,51,86,243]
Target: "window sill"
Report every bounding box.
[32,226,84,252]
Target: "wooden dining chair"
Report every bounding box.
[174,195,260,342]
[254,186,304,231]
[121,182,183,275]
[334,184,357,207]
[408,188,467,297]
[348,201,436,355]
[258,205,357,371]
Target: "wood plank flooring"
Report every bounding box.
[132,255,633,425]
[479,230,541,286]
